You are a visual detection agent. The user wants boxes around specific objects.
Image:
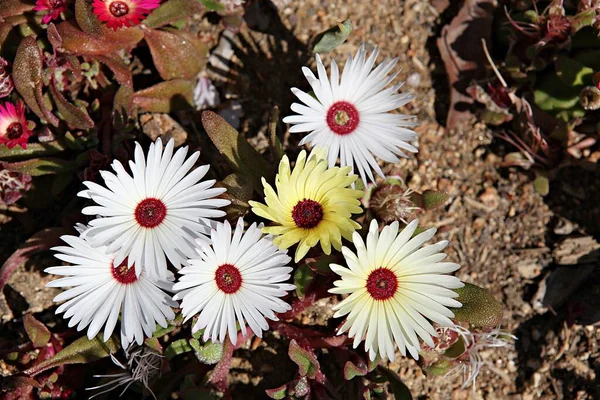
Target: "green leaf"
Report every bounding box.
[197,0,225,11]
[165,338,193,360]
[2,158,72,176]
[421,190,449,210]
[269,106,284,164]
[305,255,337,275]
[424,359,453,376]
[379,366,412,400]
[367,354,381,372]
[555,56,594,87]
[344,360,368,380]
[23,314,51,348]
[534,72,582,115]
[450,283,503,328]
[443,336,466,359]
[312,20,352,53]
[24,335,119,376]
[533,175,549,196]
[214,173,253,221]
[144,0,203,28]
[190,338,223,365]
[201,111,274,195]
[294,263,314,300]
[153,314,183,338]
[132,79,195,113]
[265,384,287,400]
[142,26,208,80]
[288,339,320,379]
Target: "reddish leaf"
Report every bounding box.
[13,36,59,127]
[0,0,34,18]
[132,79,194,113]
[0,376,39,400]
[46,23,63,52]
[209,331,248,391]
[74,0,104,36]
[56,21,144,56]
[94,54,133,88]
[23,314,52,348]
[436,0,495,129]
[49,79,94,129]
[0,228,69,292]
[142,26,208,80]
[113,85,134,127]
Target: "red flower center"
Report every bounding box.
[6,122,23,140]
[291,199,324,229]
[326,101,360,135]
[109,1,130,17]
[111,259,137,284]
[215,264,242,294]
[366,268,398,301]
[49,0,65,8]
[134,198,167,228]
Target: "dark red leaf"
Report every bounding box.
[0,228,70,292]
[49,79,94,129]
[142,26,208,80]
[436,0,495,129]
[13,36,59,126]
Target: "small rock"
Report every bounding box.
[140,113,188,147]
[406,72,421,88]
[516,261,542,279]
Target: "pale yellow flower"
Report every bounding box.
[249,149,363,262]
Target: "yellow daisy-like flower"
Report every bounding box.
[249,149,363,262]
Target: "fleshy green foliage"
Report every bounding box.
[25,336,120,376]
[190,339,223,365]
[294,263,314,299]
[201,111,274,194]
[288,340,320,379]
[312,20,352,53]
[451,283,503,328]
[23,314,51,348]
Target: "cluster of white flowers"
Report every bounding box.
[46,45,467,366]
[47,139,295,348]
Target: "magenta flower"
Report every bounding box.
[0,102,32,149]
[92,0,161,30]
[34,0,68,24]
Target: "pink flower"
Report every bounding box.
[34,0,68,24]
[0,102,32,149]
[92,0,161,30]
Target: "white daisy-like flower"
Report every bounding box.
[78,138,230,279]
[329,219,464,361]
[282,44,418,185]
[46,229,178,349]
[173,218,295,345]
